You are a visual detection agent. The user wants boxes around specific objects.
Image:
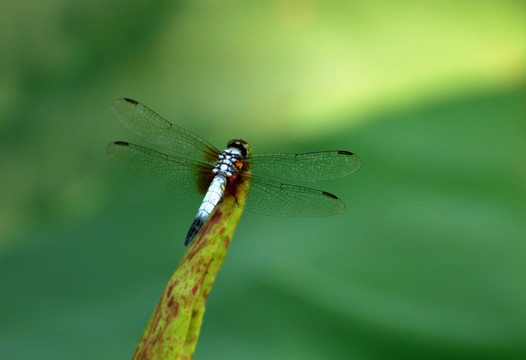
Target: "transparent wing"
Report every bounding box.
[106,141,213,196]
[111,98,220,162]
[242,174,346,216]
[248,151,361,182]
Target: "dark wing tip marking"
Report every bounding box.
[124,98,139,105]
[113,141,130,146]
[338,150,354,155]
[322,191,339,199]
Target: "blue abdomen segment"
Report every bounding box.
[185,175,227,246]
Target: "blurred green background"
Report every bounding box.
[1,1,525,359]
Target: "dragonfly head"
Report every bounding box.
[226,139,251,158]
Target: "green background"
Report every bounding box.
[1,1,525,359]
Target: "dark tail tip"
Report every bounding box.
[185,217,206,246]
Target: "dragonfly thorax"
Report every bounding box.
[213,140,250,178]
[213,148,243,178]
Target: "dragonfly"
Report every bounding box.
[107,98,361,246]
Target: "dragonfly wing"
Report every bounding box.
[106,141,213,196]
[111,98,220,162]
[248,151,361,182]
[242,174,346,216]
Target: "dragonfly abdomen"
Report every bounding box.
[185,175,227,246]
[184,145,247,246]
